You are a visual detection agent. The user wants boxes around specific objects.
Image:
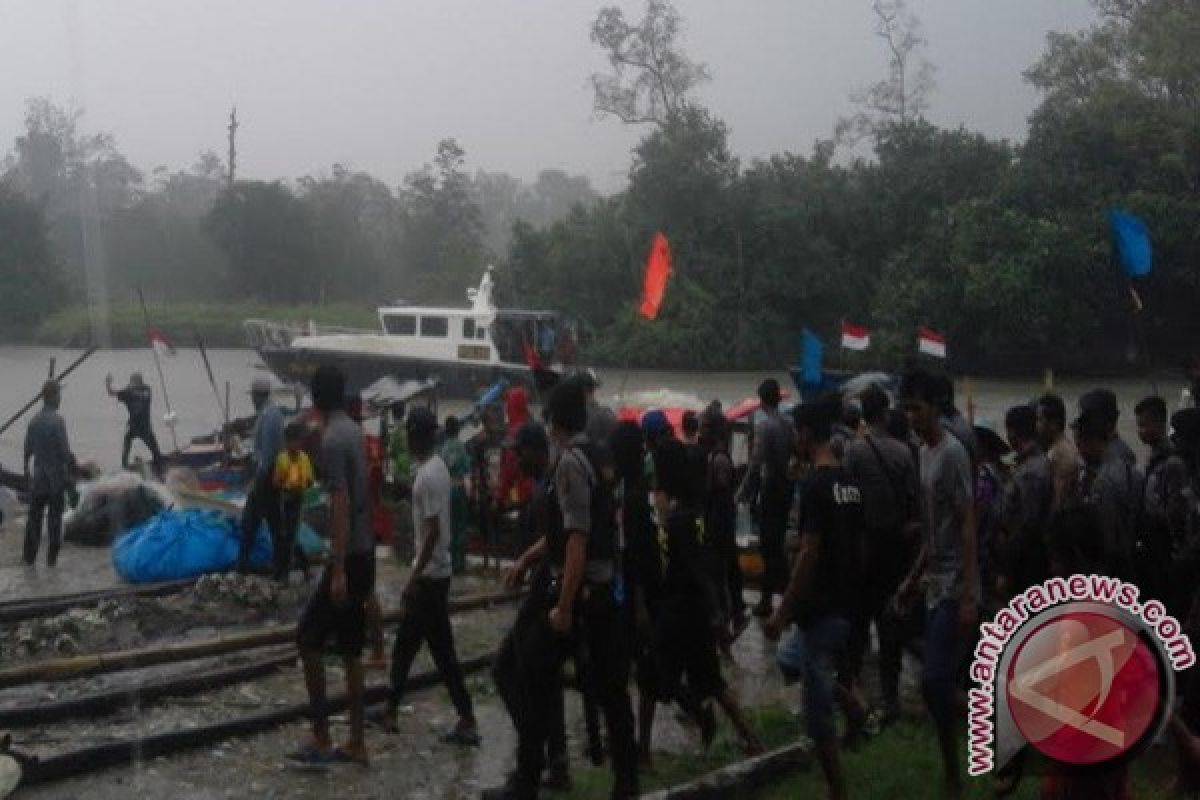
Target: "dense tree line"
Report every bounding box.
[1,0,1197,375]
[509,0,1200,373]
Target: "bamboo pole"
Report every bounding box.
[0,590,522,689]
[0,347,98,439]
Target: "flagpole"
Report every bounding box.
[1130,283,1159,396]
[138,288,179,451]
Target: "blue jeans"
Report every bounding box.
[922,597,961,728]
[777,615,851,741]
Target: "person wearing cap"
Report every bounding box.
[378,407,480,746]
[737,378,795,618]
[105,371,163,475]
[496,420,577,790]
[1036,393,1082,512]
[1071,406,1143,580]
[1135,396,1188,601]
[23,381,74,567]
[236,377,286,574]
[485,379,637,800]
[291,365,375,767]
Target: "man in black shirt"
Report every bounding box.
[764,398,865,800]
[106,372,163,475]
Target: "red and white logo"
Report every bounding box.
[1005,610,1162,766]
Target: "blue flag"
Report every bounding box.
[801,328,824,386]
[1108,209,1152,279]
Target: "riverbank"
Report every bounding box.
[35,303,379,348]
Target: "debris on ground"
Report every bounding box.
[189,573,282,607]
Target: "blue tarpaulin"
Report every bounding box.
[113,509,271,584]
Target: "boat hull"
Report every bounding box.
[255,346,537,399]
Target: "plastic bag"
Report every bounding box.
[113,509,270,583]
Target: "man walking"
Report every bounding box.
[765,398,866,800]
[106,372,163,475]
[485,378,637,799]
[841,385,918,723]
[238,377,285,574]
[1134,396,1188,600]
[738,379,795,617]
[291,365,375,767]
[23,381,73,567]
[896,369,979,800]
[1036,394,1082,512]
[377,408,480,745]
[999,405,1053,597]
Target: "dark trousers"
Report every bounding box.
[708,506,744,622]
[759,486,791,595]
[25,490,64,566]
[846,529,912,706]
[277,493,310,581]
[494,584,638,799]
[238,475,281,572]
[389,577,474,720]
[122,426,164,472]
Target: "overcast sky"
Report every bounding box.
[0,1,1096,192]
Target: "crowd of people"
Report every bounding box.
[20,358,1200,798]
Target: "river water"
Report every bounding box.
[0,347,1180,471]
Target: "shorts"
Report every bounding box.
[297,552,376,658]
[777,614,851,741]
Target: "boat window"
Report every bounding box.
[383,314,416,335]
[420,316,449,337]
[463,318,476,339]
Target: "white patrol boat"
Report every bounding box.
[244,268,574,397]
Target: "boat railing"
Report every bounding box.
[242,319,376,349]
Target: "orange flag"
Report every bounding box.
[639,232,672,320]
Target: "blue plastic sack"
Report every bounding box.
[113,509,271,583]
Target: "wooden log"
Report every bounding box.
[19,652,496,786]
[0,590,521,690]
[0,579,198,625]
[0,649,296,727]
[638,741,811,799]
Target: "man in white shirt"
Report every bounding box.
[378,407,480,745]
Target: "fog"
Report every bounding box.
[0,0,1094,191]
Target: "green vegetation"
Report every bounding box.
[35,302,378,348]
[4,1,1200,373]
[749,718,1177,799]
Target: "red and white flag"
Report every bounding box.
[840,321,870,351]
[149,328,176,358]
[917,327,947,359]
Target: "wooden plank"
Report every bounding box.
[638,742,811,799]
[0,590,521,690]
[19,653,496,786]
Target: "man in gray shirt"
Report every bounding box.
[292,365,375,767]
[23,381,73,567]
[737,379,795,617]
[842,385,918,720]
[897,369,978,799]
